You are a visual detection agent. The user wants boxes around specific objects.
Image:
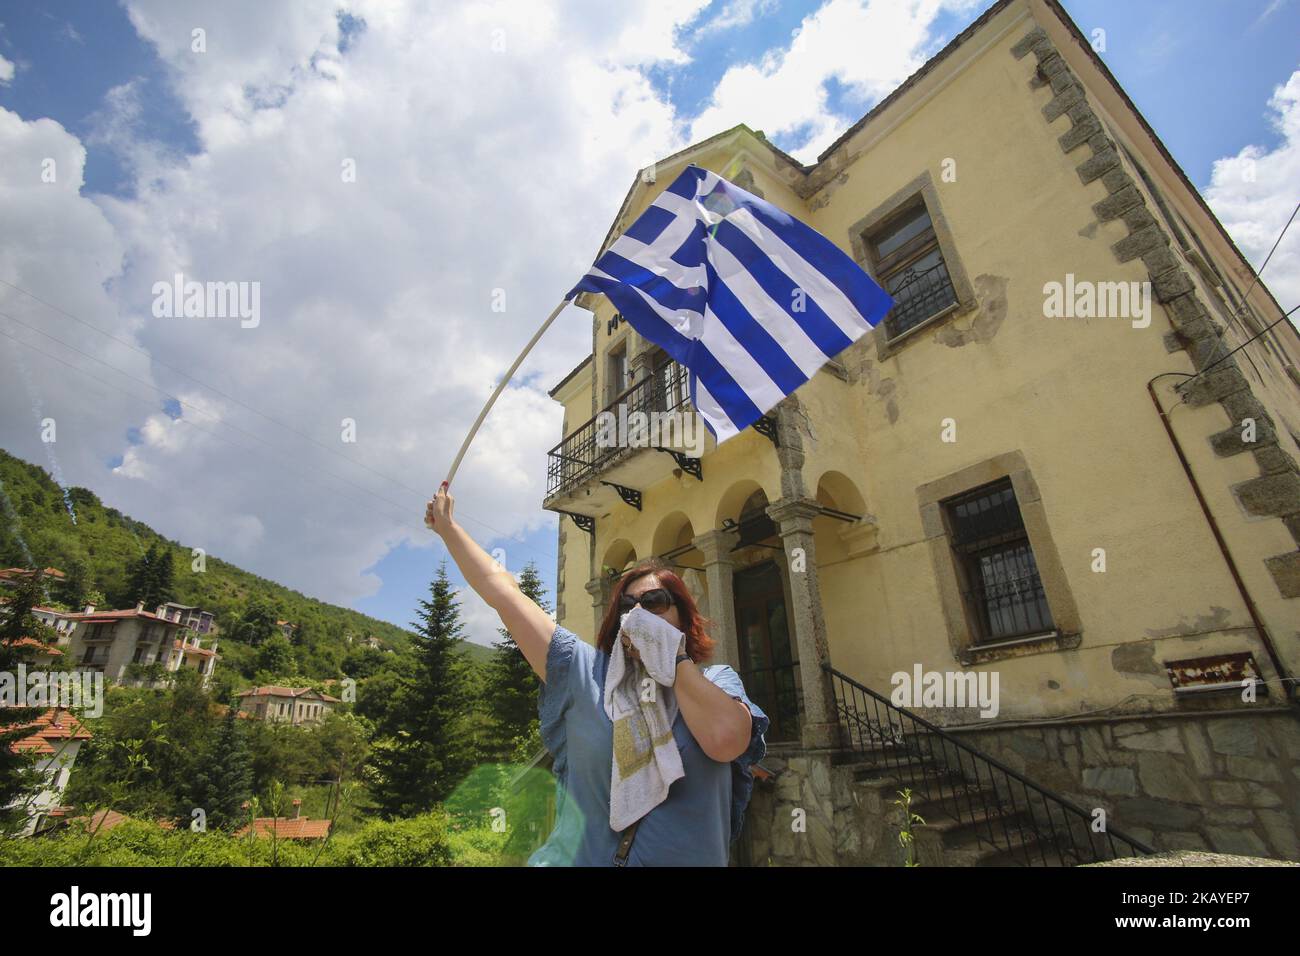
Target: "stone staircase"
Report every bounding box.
[823,665,1154,867]
[830,746,1069,866]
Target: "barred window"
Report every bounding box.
[867,202,959,338]
[944,479,1054,643]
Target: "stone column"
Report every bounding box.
[692,529,741,668]
[682,567,708,618]
[767,497,840,751]
[585,576,608,640]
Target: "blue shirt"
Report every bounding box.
[528,624,769,866]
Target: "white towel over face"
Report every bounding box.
[603,605,687,832]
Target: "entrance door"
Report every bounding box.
[733,561,799,743]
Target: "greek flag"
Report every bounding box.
[567,164,894,442]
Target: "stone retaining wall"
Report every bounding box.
[953,709,1300,861]
[739,710,1300,866]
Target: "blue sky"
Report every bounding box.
[0,0,199,196]
[1,0,1297,644]
[7,1,1297,197]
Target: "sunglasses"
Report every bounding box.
[618,587,674,615]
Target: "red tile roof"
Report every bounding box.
[5,708,92,754]
[235,817,332,840]
[73,809,130,833]
[171,639,217,656]
[3,637,62,655]
[69,609,185,625]
[237,686,340,703]
[0,567,65,580]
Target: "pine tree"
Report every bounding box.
[124,543,159,607]
[482,561,548,762]
[184,707,253,831]
[59,555,93,609]
[153,549,176,606]
[368,561,475,818]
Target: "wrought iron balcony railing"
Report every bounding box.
[546,363,691,499]
[825,664,1154,866]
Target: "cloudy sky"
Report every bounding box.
[0,0,1297,645]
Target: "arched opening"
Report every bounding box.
[719,487,799,743]
[733,560,800,743]
[651,512,707,613]
[601,539,637,577]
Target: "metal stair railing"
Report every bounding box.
[824,664,1154,866]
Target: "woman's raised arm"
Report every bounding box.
[426,482,554,682]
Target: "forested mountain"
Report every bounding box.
[0,447,494,680]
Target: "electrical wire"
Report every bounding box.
[0,277,557,551]
[0,298,558,559]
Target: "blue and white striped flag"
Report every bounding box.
[567,164,894,442]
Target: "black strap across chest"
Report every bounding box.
[613,818,642,866]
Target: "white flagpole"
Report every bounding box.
[442,297,571,488]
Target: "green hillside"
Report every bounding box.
[0,446,493,678]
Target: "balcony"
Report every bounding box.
[544,362,710,518]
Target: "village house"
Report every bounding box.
[542,0,1300,865]
[236,686,339,725]
[0,567,66,591]
[156,601,218,636]
[2,708,92,836]
[0,590,73,667]
[64,603,220,688]
[6,636,63,669]
[31,605,78,642]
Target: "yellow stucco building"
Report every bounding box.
[542,0,1300,865]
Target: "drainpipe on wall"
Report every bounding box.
[1148,373,1295,704]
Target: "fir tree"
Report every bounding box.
[59,555,93,609]
[124,543,159,607]
[153,549,176,606]
[368,561,474,818]
[184,707,253,831]
[482,561,548,762]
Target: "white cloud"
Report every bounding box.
[0,0,709,644]
[1205,68,1300,314]
[0,106,135,491]
[0,0,978,644]
[689,0,780,39]
[0,53,15,84]
[688,0,978,161]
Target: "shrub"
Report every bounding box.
[334,811,454,867]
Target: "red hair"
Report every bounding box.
[596,558,715,663]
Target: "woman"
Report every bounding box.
[426,481,768,866]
